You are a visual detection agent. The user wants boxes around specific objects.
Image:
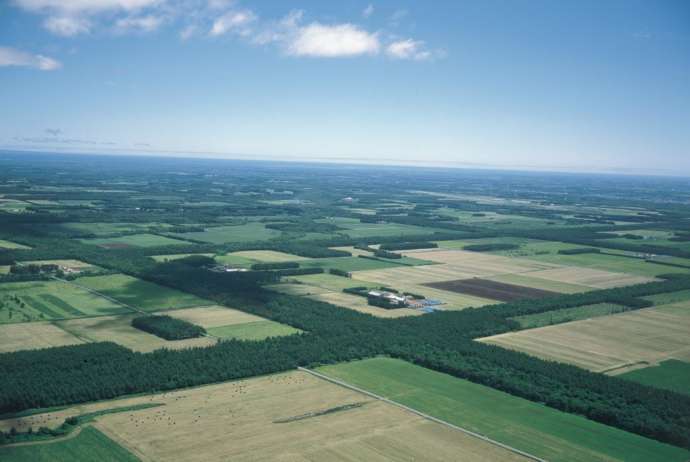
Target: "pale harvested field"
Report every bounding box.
[330,246,371,257]
[479,302,690,374]
[229,250,307,262]
[525,267,655,289]
[400,249,557,274]
[486,273,594,294]
[23,259,95,270]
[57,314,216,353]
[0,322,83,353]
[0,371,528,461]
[161,305,264,327]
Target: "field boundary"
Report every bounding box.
[299,366,546,462]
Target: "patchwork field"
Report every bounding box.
[424,278,558,302]
[620,360,690,396]
[168,223,281,244]
[0,371,530,462]
[0,321,84,353]
[0,426,140,462]
[316,358,688,462]
[163,305,302,340]
[56,314,216,352]
[82,233,188,249]
[74,274,211,312]
[0,280,127,323]
[479,302,690,374]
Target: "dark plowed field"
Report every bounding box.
[424,278,559,302]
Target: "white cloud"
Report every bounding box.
[362,4,374,18]
[43,16,92,36]
[287,23,380,57]
[386,39,432,60]
[210,9,256,36]
[115,14,164,32]
[13,0,159,13]
[0,46,61,70]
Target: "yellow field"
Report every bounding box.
[0,265,9,275]
[57,314,216,353]
[0,371,528,461]
[479,302,690,374]
[161,305,264,327]
[523,267,655,289]
[400,249,557,274]
[228,250,307,262]
[0,322,84,353]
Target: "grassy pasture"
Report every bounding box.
[0,322,84,353]
[0,280,126,323]
[22,259,97,273]
[163,305,301,340]
[207,320,301,340]
[74,274,210,312]
[319,216,450,238]
[0,239,30,249]
[620,360,690,396]
[81,233,188,249]
[317,358,689,462]
[57,314,215,352]
[643,289,690,305]
[480,302,690,374]
[526,251,689,278]
[0,426,140,462]
[510,303,629,329]
[168,222,281,244]
[62,222,164,236]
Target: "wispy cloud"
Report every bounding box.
[9,1,444,62]
[0,46,61,70]
[209,9,256,37]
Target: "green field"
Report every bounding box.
[525,251,684,277]
[620,360,690,396]
[316,358,689,462]
[81,233,188,249]
[75,274,210,311]
[168,223,281,244]
[207,320,301,340]
[318,217,449,239]
[510,303,629,328]
[0,280,126,323]
[643,289,690,306]
[63,222,164,236]
[0,239,30,250]
[299,256,405,272]
[0,426,140,462]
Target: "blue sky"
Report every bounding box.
[1,1,689,174]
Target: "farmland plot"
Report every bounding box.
[523,267,655,289]
[0,322,83,353]
[75,274,211,312]
[57,314,216,352]
[424,278,558,302]
[0,280,126,323]
[0,371,530,462]
[479,302,690,374]
[82,233,188,249]
[317,358,689,462]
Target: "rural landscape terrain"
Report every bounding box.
[0,151,690,461]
